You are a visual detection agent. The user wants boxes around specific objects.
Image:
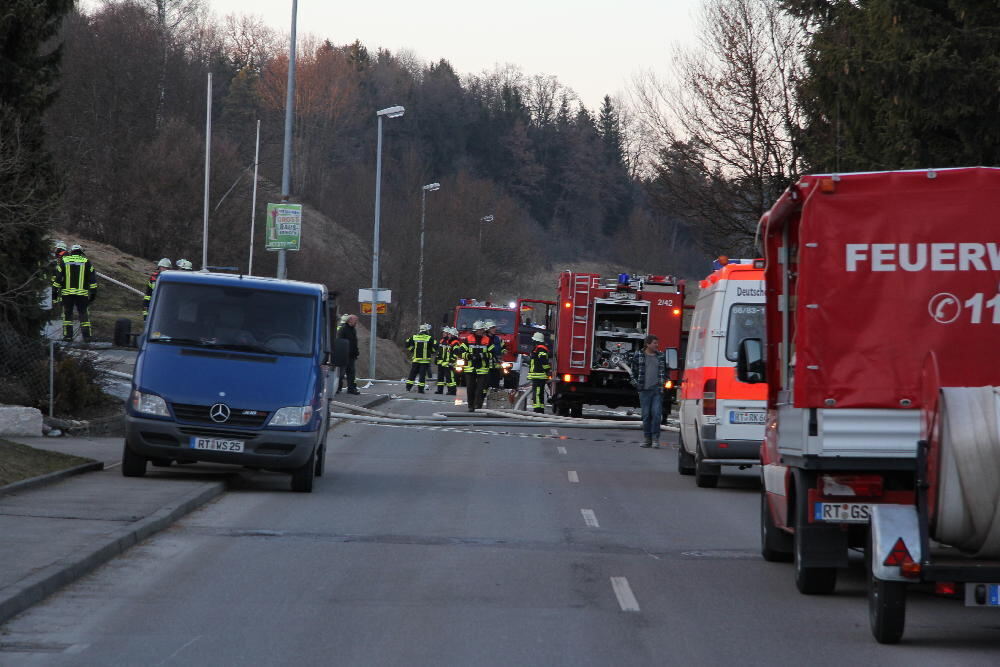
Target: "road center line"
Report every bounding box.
[567,470,579,483]
[610,576,640,612]
[581,509,599,528]
[557,446,567,455]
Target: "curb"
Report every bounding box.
[0,460,104,497]
[0,480,225,625]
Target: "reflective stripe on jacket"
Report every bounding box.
[527,344,551,380]
[406,333,433,363]
[55,253,97,296]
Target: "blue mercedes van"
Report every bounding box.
[123,271,340,492]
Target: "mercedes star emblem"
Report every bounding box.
[209,403,231,423]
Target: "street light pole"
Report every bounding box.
[475,214,494,294]
[368,105,405,383]
[277,0,298,280]
[417,182,440,326]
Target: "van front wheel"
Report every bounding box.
[121,442,147,478]
[291,450,316,493]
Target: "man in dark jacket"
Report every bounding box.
[632,334,668,448]
[337,314,360,394]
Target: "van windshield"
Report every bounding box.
[456,308,515,334]
[147,283,317,356]
[726,303,765,361]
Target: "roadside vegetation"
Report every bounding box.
[0,439,94,487]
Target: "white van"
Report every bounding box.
[678,261,767,487]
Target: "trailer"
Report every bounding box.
[549,271,685,417]
[742,167,1000,598]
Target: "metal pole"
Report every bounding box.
[278,0,298,280]
[201,72,212,270]
[248,119,260,275]
[476,219,483,293]
[48,340,54,418]
[418,187,426,326]
[369,115,384,382]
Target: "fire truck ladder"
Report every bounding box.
[569,275,593,369]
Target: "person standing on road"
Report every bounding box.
[527,331,551,413]
[337,314,360,394]
[435,327,456,394]
[462,321,494,411]
[448,328,466,396]
[485,320,505,388]
[50,240,68,311]
[55,244,98,342]
[632,334,668,449]
[405,323,434,393]
[143,258,171,320]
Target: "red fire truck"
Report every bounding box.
[549,272,685,417]
[453,299,556,388]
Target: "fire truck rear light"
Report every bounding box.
[564,301,572,309]
[821,474,883,498]
[664,380,673,390]
[563,374,573,382]
[702,381,717,415]
[672,308,681,316]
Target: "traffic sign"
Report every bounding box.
[265,203,302,251]
[358,288,392,304]
[361,302,387,315]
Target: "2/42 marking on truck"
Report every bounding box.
[656,298,675,307]
[814,502,871,523]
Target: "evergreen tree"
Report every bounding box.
[789,0,1000,171]
[597,95,624,165]
[0,0,73,335]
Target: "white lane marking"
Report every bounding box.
[567,470,579,483]
[610,577,640,612]
[157,635,202,665]
[557,446,567,455]
[581,509,599,528]
[105,461,121,470]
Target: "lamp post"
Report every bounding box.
[476,214,494,293]
[368,105,405,384]
[417,182,440,326]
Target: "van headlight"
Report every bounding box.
[131,390,169,417]
[270,405,314,426]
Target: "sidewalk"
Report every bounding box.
[0,391,391,626]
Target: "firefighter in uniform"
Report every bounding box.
[51,241,68,310]
[527,332,551,413]
[462,321,495,411]
[484,320,505,388]
[54,244,98,342]
[449,328,467,394]
[435,327,457,394]
[144,258,172,320]
[405,323,434,393]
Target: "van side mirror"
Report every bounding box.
[664,347,679,371]
[736,338,765,384]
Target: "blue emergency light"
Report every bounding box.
[617,273,630,286]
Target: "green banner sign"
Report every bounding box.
[265,203,302,251]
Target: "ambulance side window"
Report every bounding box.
[725,303,765,361]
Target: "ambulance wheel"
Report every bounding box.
[113,318,131,347]
[694,444,719,488]
[676,431,695,476]
[794,491,837,594]
[867,529,907,644]
[121,441,147,478]
[290,450,315,493]
[760,490,793,562]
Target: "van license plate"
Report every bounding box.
[190,437,244,453]
[730,411,765,424]
[814,502,871,523]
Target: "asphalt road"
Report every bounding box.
[2,393,999,665]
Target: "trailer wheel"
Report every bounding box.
[760,490,793,562]
[676,430,695,476]
[694,442,719,488]
[793,488,837,594]
[867,530,907,644]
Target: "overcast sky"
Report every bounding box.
[198,0,701,109]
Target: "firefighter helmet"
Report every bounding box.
[54,240,67,251]
[483,319,496,329]
[176,258,193,270]
[532,332,545,343]
[472,320,485,330]
[70,244,82,252]
[157,258,172,268]
[419,323,431,332]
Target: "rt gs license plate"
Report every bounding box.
[190,437,244,453]
[730,411,765,424]
[814,502,871,523]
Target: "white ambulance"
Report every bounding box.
[678,260,767,487]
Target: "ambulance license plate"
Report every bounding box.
[814,502,871,523]
[190,437,244,453]
[730,411,765,424]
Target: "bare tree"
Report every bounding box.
[632,0,804,254]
